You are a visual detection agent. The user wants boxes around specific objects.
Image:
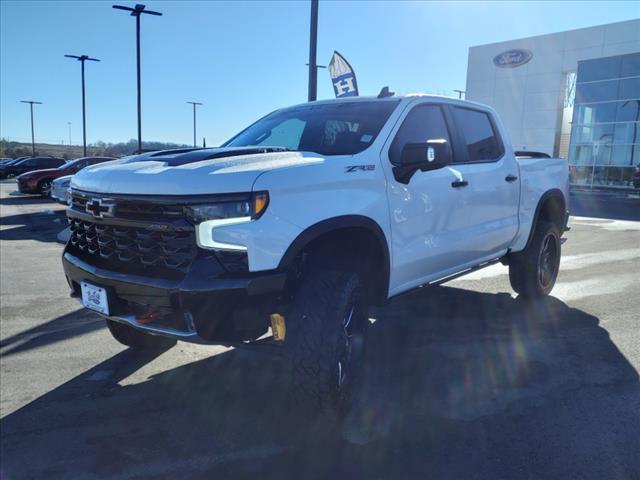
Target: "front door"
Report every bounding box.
[382,102,471,295]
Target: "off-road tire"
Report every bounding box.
[509,220,561,298]
[106,319,177,351]
[286,268,368,418]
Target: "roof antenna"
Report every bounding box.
[377,86,395,98]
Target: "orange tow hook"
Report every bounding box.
[136,310,161,324]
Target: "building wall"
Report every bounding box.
[466,19,640,157]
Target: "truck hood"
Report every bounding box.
[70,148,326,195]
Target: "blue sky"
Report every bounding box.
[1,1,638,147]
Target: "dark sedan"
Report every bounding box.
[0,156,66,180]
[16,156,116,197]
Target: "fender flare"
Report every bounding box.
[524,188,567,249]
[278,215,391,297]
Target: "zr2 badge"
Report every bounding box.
[345,165,375,173]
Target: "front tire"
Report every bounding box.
[39,179,53,198]
[509,221,561,298]
[286,268,368,417]
[106,319,177,351]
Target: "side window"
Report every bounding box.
[389,105,451,164]
[453,108,503,162]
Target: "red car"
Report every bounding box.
[17,156,116,197]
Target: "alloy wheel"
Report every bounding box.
[538,232,559,289]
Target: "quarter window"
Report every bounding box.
[389,105,451,164]
[453,108,503,162]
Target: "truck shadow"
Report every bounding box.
[1,287,638,479]
[0,309,104,357]
[0,210,67,243]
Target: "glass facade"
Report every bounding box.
[569,53,640,188]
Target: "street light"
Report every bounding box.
[186,101,202,148]
[112,3,162,153]
[65,54,100,156]
[68,122,72,146]
[20,100,42,156]
[307,0,319,101]
[454,89,466,99]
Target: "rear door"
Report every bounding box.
[447,106,519,262]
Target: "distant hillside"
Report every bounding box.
[0,139,190,160]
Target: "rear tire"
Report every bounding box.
[509,221,561,298]
[286,268,368,418]
[106,319,177,351]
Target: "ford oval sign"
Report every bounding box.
[493,49,533,68]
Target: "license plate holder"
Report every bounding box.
[80,281,110,316]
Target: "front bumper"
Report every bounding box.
[17,178,37,193]
[62,251,287,344]
[51,184,70,204]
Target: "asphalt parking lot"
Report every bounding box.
[1,179,639,480]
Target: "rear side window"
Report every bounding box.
[453,108,503,162]
[389,104,452,164]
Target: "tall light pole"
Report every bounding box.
[454,89,466,99]
[307,0,319,102]
[20,100,42,156]
[68,122,72,146]
[113,3,162,153]
[65,54,100,156]
[186,101,202,148]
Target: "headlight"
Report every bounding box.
[188,192,269,251]
[184,191,269,222]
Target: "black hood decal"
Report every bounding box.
[141,147,290,167]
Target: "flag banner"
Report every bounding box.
[328,51,359,98]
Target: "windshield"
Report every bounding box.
[223,100,400,156]
[59,159,80,170]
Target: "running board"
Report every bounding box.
[429,257,505,286]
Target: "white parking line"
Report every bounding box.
[455,247,640,282]
[571,216,640,231]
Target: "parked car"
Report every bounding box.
[51,175,73,204]
[62,95,569,414]
[0,157,29,168]
[16,156,115,197]
[634,165,640,189]
[0,156,65,180]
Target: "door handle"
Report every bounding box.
[451,180,468,188]
[505,174,518,182]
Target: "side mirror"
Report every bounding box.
[393,139,452,184]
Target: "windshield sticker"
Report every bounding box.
[360,134,373,143]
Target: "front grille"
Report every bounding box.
[70,194,185,221]
[68,218,197,274]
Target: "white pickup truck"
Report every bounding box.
[62,94,569,413]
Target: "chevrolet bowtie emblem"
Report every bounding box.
[85,198,114,219]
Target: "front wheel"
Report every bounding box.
[509,221,561,298]
[106,319,177,351]
[286,268,368,417]
[39,179,53,198]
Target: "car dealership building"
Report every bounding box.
[466,19,640,190]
